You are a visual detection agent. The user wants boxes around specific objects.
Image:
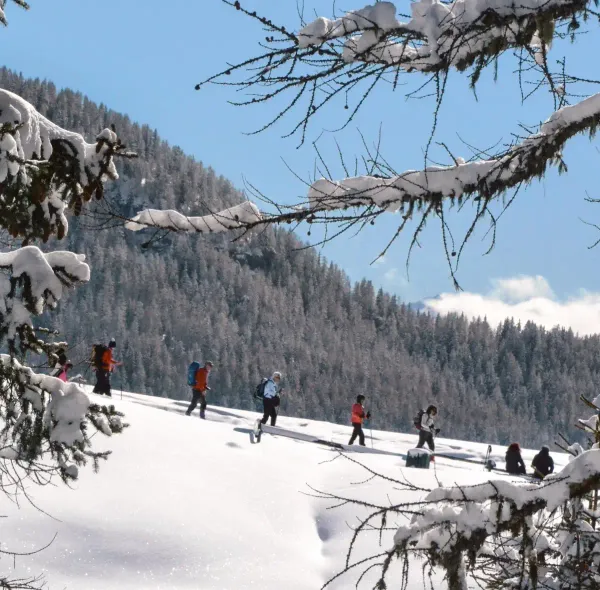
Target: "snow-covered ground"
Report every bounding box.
[2,391,569,590]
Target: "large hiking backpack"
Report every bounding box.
[254,378,269,400]
[413,409,425,430]
[91,344,108,370]
[187,361,201,386]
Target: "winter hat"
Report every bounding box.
[108,339,116,348]
[508,442,521,452]
[356,394,366,403]
[272,371,282,379]
[541,445,550,453]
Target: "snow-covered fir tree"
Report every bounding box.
[0,4,130,587]
[0,92,129,468]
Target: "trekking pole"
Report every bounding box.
[365,418,373,448]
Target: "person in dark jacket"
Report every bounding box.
[416,405,439,452]
[259,371,282,427]
[505,442,526,475]
[349,395,371,446]
[532,446,554,479]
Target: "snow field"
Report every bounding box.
[0,391,569,589]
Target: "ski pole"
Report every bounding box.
[369,422,374,448]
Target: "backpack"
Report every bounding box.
[254,378,269,400]
[413,409,425,430]
[91,344,108,370]
[187,361,201,386]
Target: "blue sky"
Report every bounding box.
[2,0,600,306]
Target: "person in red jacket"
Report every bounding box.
[348,395,371,446]
[185,361,213,419]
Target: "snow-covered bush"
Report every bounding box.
[314,444,600,589]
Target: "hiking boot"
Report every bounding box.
[200,411,205,419]
[185,412,191,416]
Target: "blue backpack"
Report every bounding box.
[187,361,200,386]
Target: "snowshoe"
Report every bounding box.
[253,418,263,442]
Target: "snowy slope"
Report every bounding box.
[1,391,569,590]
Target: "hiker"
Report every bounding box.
[50,348,73,383]
[416,405,439,452]
[348,394,370,446]
[52,351,73,383]
[532,445,554,479]
[505,442,527,475]
[186,361,213,419]
[92,339,122,397]
[260,371,282,427]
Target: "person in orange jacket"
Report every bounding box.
[348,394,371,446]
[93,339,122,397]
[185,361,213,419]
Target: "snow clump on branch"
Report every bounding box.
[0,90,133,243]
[125,201,262,233]
[0,89,118,186]
[298,0,579,71]
[0,246,89,342]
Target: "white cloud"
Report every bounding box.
[424,276,600,336]
[490,275,554,302]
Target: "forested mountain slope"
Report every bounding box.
[3,67,598,447]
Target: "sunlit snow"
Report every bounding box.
[1,390,569,590]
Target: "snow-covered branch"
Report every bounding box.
[297,0,585,72]
[197,0,593,143]
[0,89,134,244]
[0,89,118,184]
[0,0,29,28]
[125,201,262,233]
[307,91,600,211]
[124,91,600,238]
[0,246,89,352]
